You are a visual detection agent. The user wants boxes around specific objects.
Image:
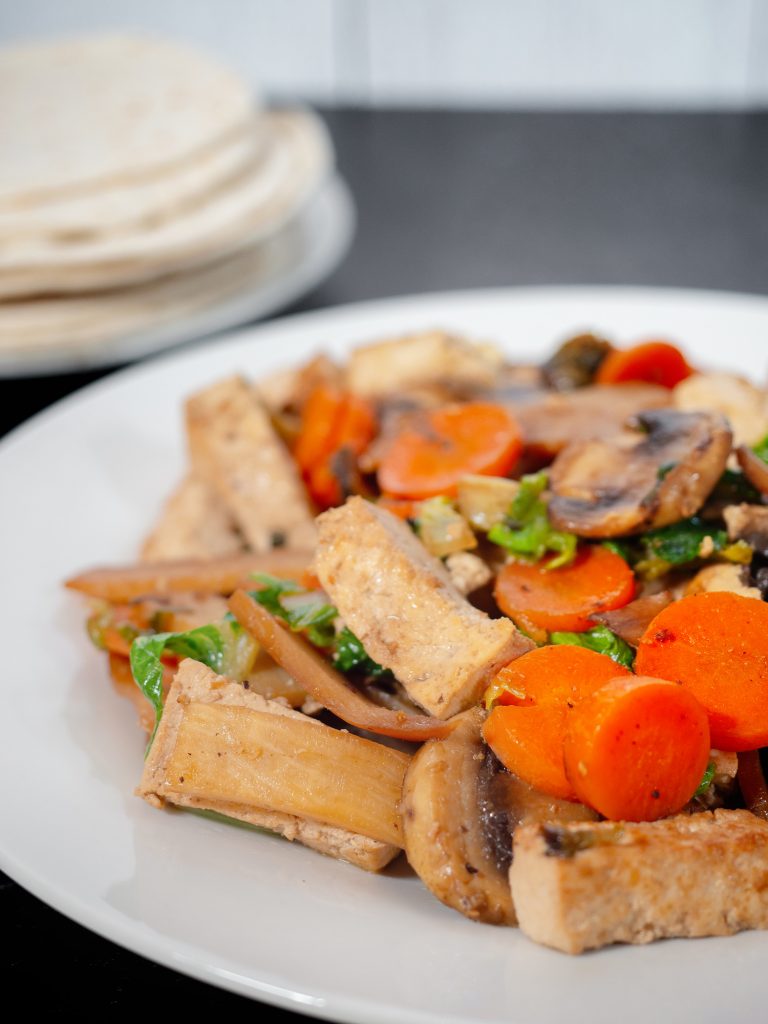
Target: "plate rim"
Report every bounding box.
[3,282,768,1023]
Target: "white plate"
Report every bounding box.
[0,174,354,377]
[2,286,767,1024]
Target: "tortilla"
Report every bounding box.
[0,118,267,243]
[0,33,255,207]
[0,200,308,354]
[0,110,332,298]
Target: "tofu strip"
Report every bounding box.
[511,811,768,953]
[185,376,316,552]
[345,331,503,397]
[140,660,407,871]
[141,472,244,562]
[314,497,533,718]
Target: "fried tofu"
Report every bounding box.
[510,811,768,953]
[345,331,503,397]
[140,659,406,872]
[141,472,244,562]
[185,376,316,552]
[314,497,533,718]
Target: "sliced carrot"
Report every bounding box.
[563,675,710,821]
[484,704,576,799]
[293,385,341,471]
[484,643,630,709]
[377,402,522,500]
[596,341,693,388]
[482,645,630,798]
[494,544,635,634]
[295,385,377,508]
[635,591,768,750]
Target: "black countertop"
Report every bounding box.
[5,108,768,1016]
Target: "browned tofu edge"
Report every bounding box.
[510,810,768,954]
[314,497,533,718]
[139,659,400,872]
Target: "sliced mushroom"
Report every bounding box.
[500,383,670,458]
[590,591,672,646]
[736,446,768,497]
[542,333,613,391]
[401,707,595,925]
[548,409,732,537]
[724,503,768,556]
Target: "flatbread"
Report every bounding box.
[0,109,332,298]
[0,33,255,207]
[0,118,267,243]
[0,197,308,353]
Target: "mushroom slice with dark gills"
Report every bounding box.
[548,409,732,538]
[401,707,595,925]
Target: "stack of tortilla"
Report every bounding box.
[0,34,335,364]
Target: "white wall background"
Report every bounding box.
[1,0,767,108]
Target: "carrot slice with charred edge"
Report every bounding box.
[635,591,768,751]
[377,402,522,500]
[482,646,630,799]
[295,385,377,509]
[563,675,710,821]
[494,545,635,634]
[596,341,693,388]
[229,589,453,741]
[65,550,314,603]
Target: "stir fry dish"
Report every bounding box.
[66,329,768,954]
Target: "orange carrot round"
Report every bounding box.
[563,675,710,821]
[596,341,693,388]
[482,645,630,798]
[484,704,576,799]
[494,544,635,634]
[377,402,522,499]
[485,643,630,708]
[635,592,768,750]
[295,385,377,508]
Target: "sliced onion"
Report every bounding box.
[737,750,768,820]
[590,591,672,646]
[736,445,768,496]
[229,589,452,741]
[66,550,313,602]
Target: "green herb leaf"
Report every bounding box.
[642,517,727,565]
[251,575,389,676]
[753,433,768,463]
[693,761,717,799]
[601,539,634,562]
[549,625,635,670]
[332,626,391,678]
[130,624,227,752]
[250,573,336,647]
[711,468,761,505]
[488,471,578,570]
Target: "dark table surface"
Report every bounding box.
[5,108,768,1016]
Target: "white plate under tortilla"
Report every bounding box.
[1,286,767,1023]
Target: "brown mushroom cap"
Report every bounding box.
[401,707,595,925]
[548,409,733,538]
